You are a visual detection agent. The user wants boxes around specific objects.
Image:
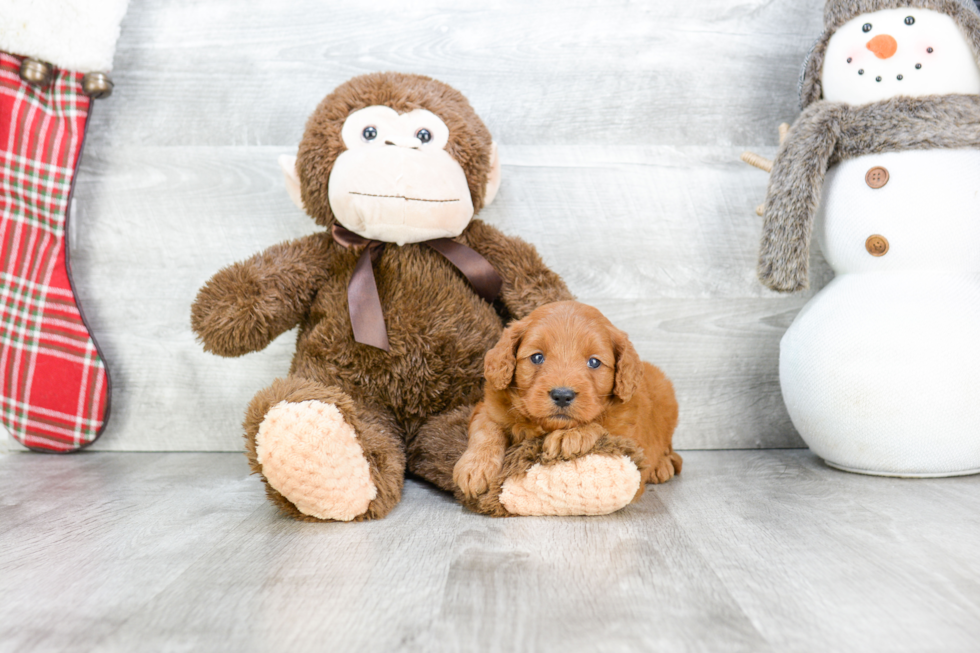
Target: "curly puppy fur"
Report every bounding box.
[191,72,573,521]
[800,0,980,110]
[760,94,980,292]
[453,301,681,515]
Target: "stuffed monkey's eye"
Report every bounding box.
[862,23,872,33]
[362,126,378,141]
[415,128,432,144]
[905,16,915,25]
[530,353,545,365]
[587,358,602,369]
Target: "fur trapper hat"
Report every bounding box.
[800,0,980,108]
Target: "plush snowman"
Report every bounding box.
[758,0,980,476]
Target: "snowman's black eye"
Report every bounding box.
[863,23,872,33]
[416,128,432,144]
[530,353,545,365]
[362,126,377,141]
[905,16,915,25]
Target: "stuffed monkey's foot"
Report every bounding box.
[255,400,377,522]
[499,454,641,517]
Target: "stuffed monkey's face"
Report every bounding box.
[822,8,980,105]
[327,105,475,246]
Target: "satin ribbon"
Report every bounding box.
[331,223,503,351]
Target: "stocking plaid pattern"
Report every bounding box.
[0,52,110,452]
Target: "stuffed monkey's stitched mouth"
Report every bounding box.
[349,191,459,203]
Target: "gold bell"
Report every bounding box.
[81,72,113,99]
[19,58,54,87]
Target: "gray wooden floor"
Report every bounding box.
[2,451,978,653]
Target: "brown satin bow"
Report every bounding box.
[331,223,503,351]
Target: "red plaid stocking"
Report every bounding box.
[0,53,110,452]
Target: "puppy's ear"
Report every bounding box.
[611,327,643,403]
[484,318,528,391]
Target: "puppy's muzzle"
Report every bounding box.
[549,387,577,408]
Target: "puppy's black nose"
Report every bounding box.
[550,387,577,408]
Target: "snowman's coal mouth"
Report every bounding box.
[848,47,930,83]
[855,67,919,82]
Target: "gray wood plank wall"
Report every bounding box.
[3,0,832,452]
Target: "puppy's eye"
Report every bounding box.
[587,357,601,369]
[362,126,378,141]
[530,353,545,365]
[416,128,432,144]
[862,23,872,33]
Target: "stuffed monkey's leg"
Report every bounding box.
[406,404,473,493]
[497,435,646,517]
[408,404,514,516]
[410,406,647,518]
[454,435,646,518]
[498,435,646,515]
[244,377,405,522]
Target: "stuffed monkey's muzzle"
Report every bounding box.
[328,146,474,246]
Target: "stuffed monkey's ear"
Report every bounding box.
[278,154,305,212]
[484,317,528,391]
[611,327,643,403]
[483,142,501,207]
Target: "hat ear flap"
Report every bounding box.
[799,33,828,110]
[611,327,643,403]
[484,318,528,391]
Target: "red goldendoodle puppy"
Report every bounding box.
[454,300,681,501]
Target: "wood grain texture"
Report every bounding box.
[86,1,822,149]
[0,453,259,652]
[34,0,836,451]
[2,451,979,652]
[658,451,980,652]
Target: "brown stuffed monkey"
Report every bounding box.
[191,72,643,521]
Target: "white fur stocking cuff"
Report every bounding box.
[0,0,130,72]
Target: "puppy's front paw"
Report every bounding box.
[541,430,576,461]
[454,450,503,498]
[542,424,605,461]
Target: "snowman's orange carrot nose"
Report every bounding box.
[867,34,898,59]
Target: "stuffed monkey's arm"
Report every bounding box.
[758,102,847,292]
[462,220,573,320]
[191,233,335,357]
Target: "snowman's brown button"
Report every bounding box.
[866,234,889,256]
[865,166,889,189]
